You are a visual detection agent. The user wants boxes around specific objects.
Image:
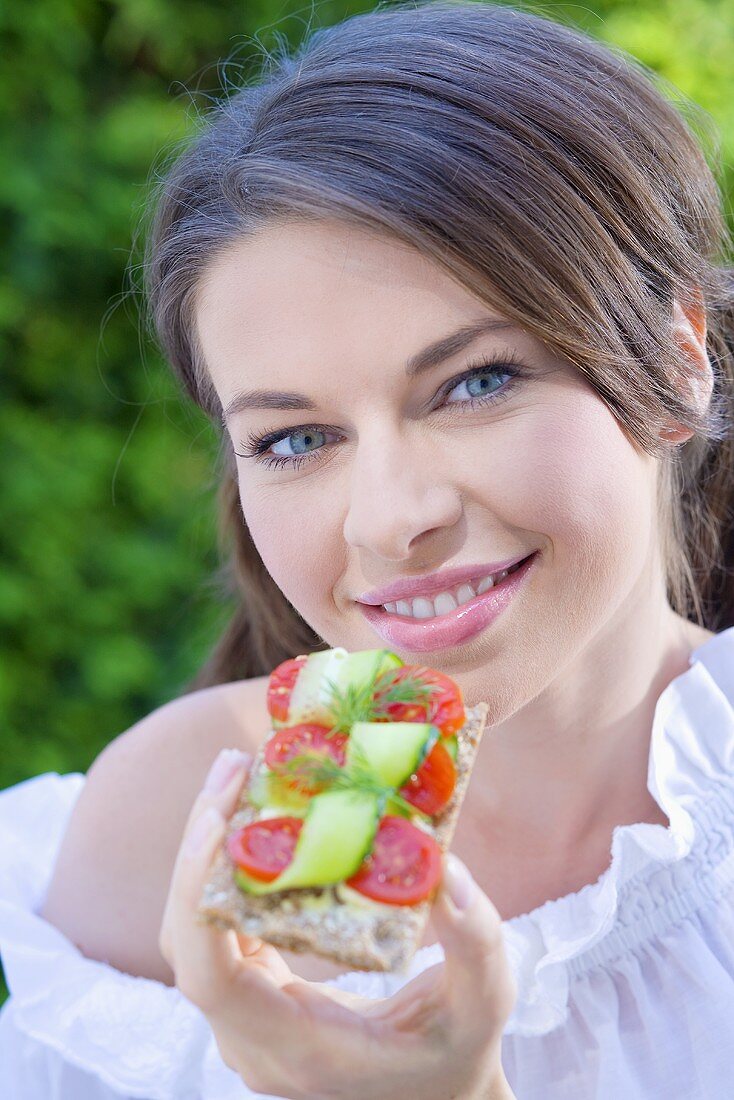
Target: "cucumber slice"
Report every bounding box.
[287,648,403,727]
[444,734,458,763]
[248,764,310,816]
[384,792,416,819]
[233,788,382,895]
[234,866,273,893]
[346,721,440,787]
[286,648,349,726]
[333,649,404,693]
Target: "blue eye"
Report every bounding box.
[235,351,525,470]
[269,427,335,459]
[443,360,517,406]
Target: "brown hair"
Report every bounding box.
[139,0,734,692]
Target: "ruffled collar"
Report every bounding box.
[398,625,734,1037]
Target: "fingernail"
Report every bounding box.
[203,748,251,794]
[185,806,222,856]
[445,853,476,911]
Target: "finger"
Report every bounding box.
[160,748,252,966]
[167,789,245,1008]
[234,935,301,987]
[430,854,517,1031]
[314,984,379,1011]
[281,979,367,1025]
[361,961,445,1027]
[183,747,253,843]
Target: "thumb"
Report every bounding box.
[432,853,517,1030]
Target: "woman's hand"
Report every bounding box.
[159,747,518,1100]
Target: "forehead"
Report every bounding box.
[197,218,460,303]
[195,220,496,358]
[193,220,529,421]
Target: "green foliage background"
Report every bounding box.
[1,0,732,1006]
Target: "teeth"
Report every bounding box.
[411,597,435,619]
[382,559,527,619]
[456,583,477,605]
[433,591,458,615]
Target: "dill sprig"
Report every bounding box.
[322,664,443,734]
[281,745,426,819]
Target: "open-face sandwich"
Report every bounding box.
[197,648,489,972]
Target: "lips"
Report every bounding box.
[357,550,539,653]
[356,552,536,607]
[383,555,529,616]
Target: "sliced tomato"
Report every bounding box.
[226,817,303,882]
[399,739,456,816]
[373,666,465,738]
[266,656,308,723]
[264,723,348,795]
[346,815,443,905]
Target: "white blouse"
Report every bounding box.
[2,624,734,1099]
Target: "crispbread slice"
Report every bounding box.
[197,701,489,972]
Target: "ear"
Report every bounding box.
[660,288,713,446]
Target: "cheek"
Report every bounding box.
[238,480,338,614]
[497,395,655,588]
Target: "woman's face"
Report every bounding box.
[195,219,661,714]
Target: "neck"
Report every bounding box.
[454,596,712,869]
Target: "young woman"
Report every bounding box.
[1,1,733,1096]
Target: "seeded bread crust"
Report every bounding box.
[197,701,489,973]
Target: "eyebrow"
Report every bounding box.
[220,318,520,424]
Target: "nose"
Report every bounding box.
[342,425,462,559]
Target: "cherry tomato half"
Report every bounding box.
[226,817,303,882]
[399,739,456,816]
[264,723,348,795]
[373,666,465,737]
[266,656,308,723]
[346,815,443,905]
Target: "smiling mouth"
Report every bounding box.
[375,552,538,620]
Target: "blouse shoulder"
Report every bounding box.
[0,771,267,1098]
[499,624,734,1036]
